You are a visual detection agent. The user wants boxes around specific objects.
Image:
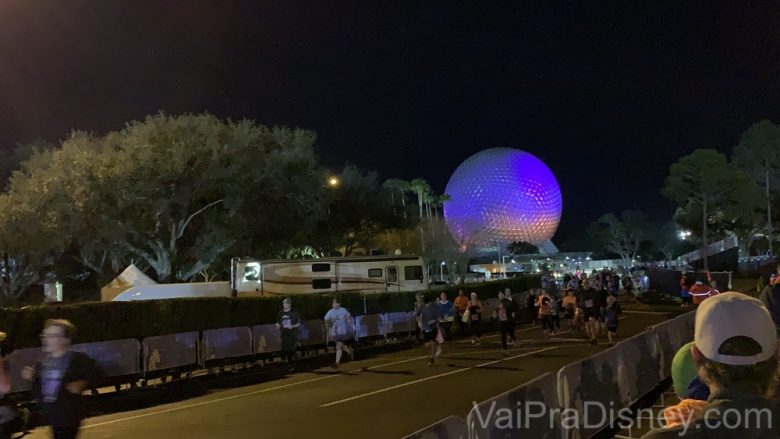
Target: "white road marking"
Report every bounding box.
[82,373,342,429]
[318,346,558,408]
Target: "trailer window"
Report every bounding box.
[243,263,260,281]
[312,263,331,272]
[368,268,383,278]
[404,265,423,281]
[312,279,332,289]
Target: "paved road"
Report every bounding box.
[27,312,673,439]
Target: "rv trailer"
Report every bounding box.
[231,255,428,296]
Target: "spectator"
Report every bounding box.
[771,265,780,286]
[604,296,621,346]
[323,299,354,368]
[579,278,601,346]
[0,331,19,439]
[22,319,103,439]
[276,298,301,372]
[680,273,692,308]
[690,281,711,306]
[453,290,469,335]
[417,294,444,366]
[670,341,710,402]
[436,292,454,344]
[642,292,780,438]
[466,292,483,345]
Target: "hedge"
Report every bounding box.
[0,275,540,351]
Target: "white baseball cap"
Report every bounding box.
[695,292,778,366]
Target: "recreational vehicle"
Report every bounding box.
[231,255,428,296]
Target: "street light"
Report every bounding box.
[440,261,446,282]
[327,176,340,187]
[501,256,515,279]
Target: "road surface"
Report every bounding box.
[26,311,673,438]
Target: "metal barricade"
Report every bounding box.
[142,332,199,373]
[354,314,386,340]
[252,324,282,354]
[202,327,253,363]
[468,372,562,439]
[383,311,417,335]
[72,339,141,379]
[649,311,695,376]
[299,319,327,346]
[402,415,467,439]
[5,348,40,393]
[614,330,664,406]
[557,347,630,439]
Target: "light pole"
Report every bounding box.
[440,261,446,282]
[501,256,515,279]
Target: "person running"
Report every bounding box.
[453,290,469,335]
[417,294,444,366]
[22,320,103,439]
[502,288,518,346]
[525,289,537,325]
[549,293,561,335]
[496,293,513,355]
[579,278,601,346]
[562,290,578,332]
[466,292,483,344]
[323,299,354,368]
[276,298,301,372]
[604,296,621,346]
[537,289,553,336]
[436,292,454,344]
[598,284,609,335]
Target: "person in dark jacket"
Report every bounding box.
[276,298,301,372]
[22,320,103,439]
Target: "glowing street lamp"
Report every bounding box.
[327,176,340,187]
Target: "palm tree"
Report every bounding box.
[383,179,410,219]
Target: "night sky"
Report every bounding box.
[1,1,779,243]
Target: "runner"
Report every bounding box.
[537,289,553,336]
[436,292,455,344]
[323,299,354,368]
[453,290,469,336]
[562,290,577,332]
[417,294,444,366]
[604,295,621,346]
[503,288,517,346]
[497,292,512,355]
[579,278,601,346]
[466,292,483,344]
[275,298,301,372]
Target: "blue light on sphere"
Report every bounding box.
[444,148,562,246]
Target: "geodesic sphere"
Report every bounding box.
[443,148,562,246]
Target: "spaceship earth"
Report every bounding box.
[443,148,562,246]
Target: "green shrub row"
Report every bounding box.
[0,276,539,351]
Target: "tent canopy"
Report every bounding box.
[100,264,157,301]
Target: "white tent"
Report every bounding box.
[100,264,157,301]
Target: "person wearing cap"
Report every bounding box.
[642,292,780,438]
[323,299,354,368]
[662,341,711,429]
[276,298,301,372]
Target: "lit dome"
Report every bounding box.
[443,148,562,246]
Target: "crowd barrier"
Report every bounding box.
[72,339,141,380]
[384,311,417,334]
[416,311,696,439]
[649,312,696,376]
[202,327,253,364]
[142,332,199,374]
[467,372,561,439]
[355,314,386,340]
[403,415,468,439]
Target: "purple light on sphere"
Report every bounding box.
[444,148,562,246]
